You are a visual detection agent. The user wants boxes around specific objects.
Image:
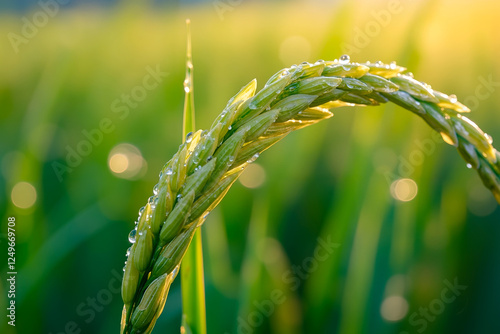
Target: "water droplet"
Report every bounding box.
[187,60,193,69]
[282,69,290,76]
[138,206,145,216]
[138,231,144,236]
[449,94,458,103]
[202,211,210,220]
[123,266,126,272]
[315,59,325,64]
[247,153,260,163]
[228,125,232,130]
[126,247,131,256]
[485,133,493,144]
[206,155,213,162]
[339,54,350,64]
[406,72,414,78]
[185,132,194,143]
[389,61,397,69]
[466,163,473,169]
[444,114,450,120]
[159,171,163,179]
[171,265,180,279]
[375,60,383,66]
[301,61,308,65]
[177,194,182,200]
[184,86,190,93]
[128,229,137,243]
[153,184,159,195]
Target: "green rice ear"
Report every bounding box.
[121,58,500,333]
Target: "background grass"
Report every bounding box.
[1,0,500,333]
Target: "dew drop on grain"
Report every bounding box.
[128,229,137,243]
[485,133,493,145]
[171,265,180,278]
[247,153,259,163]
[185,132,194,143]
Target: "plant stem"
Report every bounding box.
[180,19,207,334]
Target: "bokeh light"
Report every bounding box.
[390,178,418,202]
[239,163,266,188]
[108,143,147,179]
[11,181,37,209]
[109,153,129,174]
[380,295,409,322]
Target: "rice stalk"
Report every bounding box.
[120,56,500,334]
[180,19,207,334]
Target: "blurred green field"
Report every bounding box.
[1,0,500,333]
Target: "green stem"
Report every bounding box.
[180,19,207,334]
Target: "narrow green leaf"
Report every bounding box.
[180,19,207,334]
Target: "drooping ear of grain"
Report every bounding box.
[120,57,500,334]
